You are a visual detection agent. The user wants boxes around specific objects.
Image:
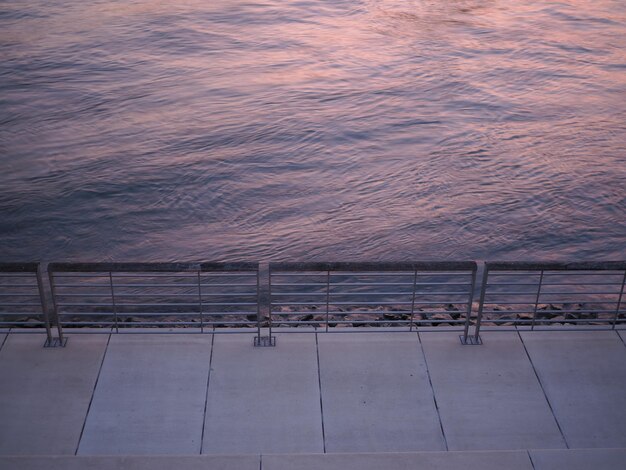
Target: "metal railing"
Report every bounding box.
[268,261,478,343]
[48,262,260,343]
[0,263,60,346]
[473,261,626,343]
[3,259,625,347]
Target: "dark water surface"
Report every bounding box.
[1,0,625,262]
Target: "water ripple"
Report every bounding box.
[0,0,624,262]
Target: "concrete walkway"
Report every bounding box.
[2,449,626,470]
[0,328,625,468]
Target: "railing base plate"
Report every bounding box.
[254,336,276,347]
[44,337,68,348]
[459,335,482,345]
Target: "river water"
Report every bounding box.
[1,0,625,262]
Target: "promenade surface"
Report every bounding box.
[1,327,625,469]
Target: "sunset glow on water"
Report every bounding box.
[1,0,625,262]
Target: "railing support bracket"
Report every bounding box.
[254,335,276,347]
[44,337,68,348]
[459,335,482,345]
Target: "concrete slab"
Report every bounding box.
[203,332,323,454]
[530,448,626,470]
[0,334,108,455]
[520,331,626,448]
[262,450,534,470]
[0,455,260,470]
[318,332,445,453]
[78,334,212,455]
[420,331,565,451]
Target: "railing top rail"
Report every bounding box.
[0,262,40,273]
[270,261,477,273]
[485,261,626,272]
[48,262,258,273]
[200,262,258,272]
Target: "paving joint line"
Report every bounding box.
[417,331,449,451]
[75,331,112,455]
[0,330,9,352]
[527,449,536,469]
[615,329,626,347]
[517,330,569,449]
[315,332,327,453]
[199,332,216,454]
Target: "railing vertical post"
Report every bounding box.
[46,269,66,347]
[109,272,119,333]
[263,267,270,339]
[530,270,544,331]
[254,263,274,346]
[197,271,204,333]
[325,269,330,332]
[255,267,263,344]
[461,266,477,344]
[36,265,53,346]
[469,265,489,345]
[612,270,626,329]
[409,269,417,332]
